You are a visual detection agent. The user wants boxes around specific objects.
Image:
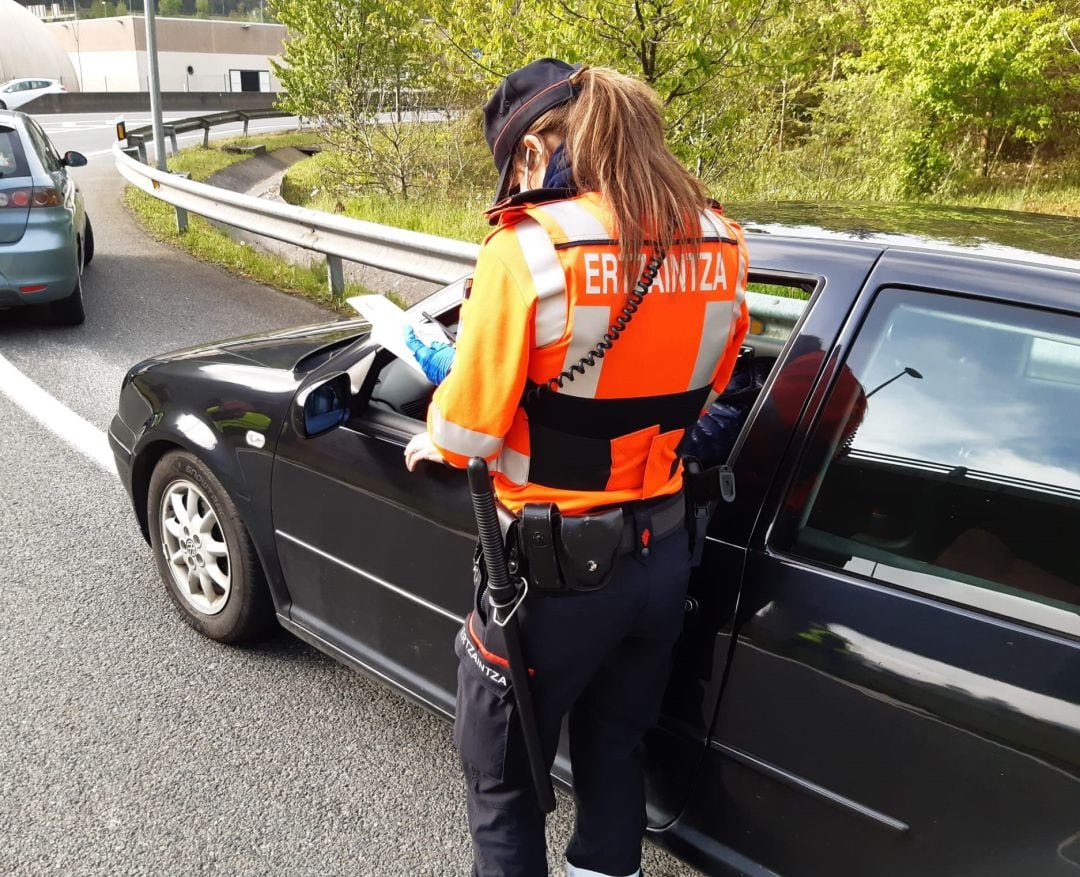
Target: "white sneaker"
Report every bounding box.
[565,863,641,877]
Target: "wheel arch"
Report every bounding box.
[131,438,183,541]
[132,436,293,617]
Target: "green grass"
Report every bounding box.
[931,155,1080,218]
[124,132,383,314]
[943,184,1080,218]
[281,148,1080,247]
[281,150,492,241]
[168,131,324,181]
[747,281,811,301]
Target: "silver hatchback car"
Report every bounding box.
[0,110,92,325]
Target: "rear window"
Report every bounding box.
[0,127,29,178]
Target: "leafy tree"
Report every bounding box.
[84,1,116,18]
[433,0,779,102]
[270,0,453,197]
[159,0,183,14]
[263,0,1080,205]
[863,0,1067,188]
[195,0,211,17]
[115,0,128,13]
[429,0,787,176]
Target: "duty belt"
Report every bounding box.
[508,492,685,595]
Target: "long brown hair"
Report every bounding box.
[514,66,707,284]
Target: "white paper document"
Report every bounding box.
[347,294,449,380]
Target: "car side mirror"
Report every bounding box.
[294,372,351,438]
[63,151,88,168]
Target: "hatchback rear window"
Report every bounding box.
[0,127,29,178]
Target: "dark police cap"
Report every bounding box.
[483,58,581,204]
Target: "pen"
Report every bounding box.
[422,310,457,343]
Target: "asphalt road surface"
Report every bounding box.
[0,114,700,876]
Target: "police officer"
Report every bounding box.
[405,59,749,877]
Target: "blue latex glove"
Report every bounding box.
[404,326,456,385]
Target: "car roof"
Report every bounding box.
[728,201,1080,273]
[0,110,33,129]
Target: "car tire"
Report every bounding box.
[148,450,275,644]
[0,101,7,110]
[83,215,94,266]
[49,269,85,325]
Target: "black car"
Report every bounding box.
[109,204,1080,877]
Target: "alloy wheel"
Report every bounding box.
[158,478,232,616]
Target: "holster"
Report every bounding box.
[683,457,725,567]
[519,502,624,593]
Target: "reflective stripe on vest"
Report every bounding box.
[515,217,568,348]
[532,198,609,243]
[706,210,748,308]
[492,446,530,486]
[688,300,736,391]
[429,399,503,459]
[531,200,734,246]
[558,305,611,398]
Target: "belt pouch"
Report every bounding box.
[521,503,564,593]
[556,507,624,590]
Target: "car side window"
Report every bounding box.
[773,287,1080,635]
[25,121,61,173]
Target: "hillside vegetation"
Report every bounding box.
[269,0,1080,236]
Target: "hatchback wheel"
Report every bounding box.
[148,450,274,643]
[83,215,94,266]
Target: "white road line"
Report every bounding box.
[0,351,118,478]
[0,120,296,478]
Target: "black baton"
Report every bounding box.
[467,457,556,814]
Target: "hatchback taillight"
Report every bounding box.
[0,188,61,207]
[32,188,61,207]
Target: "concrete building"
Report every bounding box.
[0,0,79,89]
[46,16,285,93]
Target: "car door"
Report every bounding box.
[5,81,32,110]
[270,294,475,717]
[642,238,884,833]
[681,252,1080,876]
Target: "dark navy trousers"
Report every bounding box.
[453,528,691,877]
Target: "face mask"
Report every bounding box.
[542,144,573,189]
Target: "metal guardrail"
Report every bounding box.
[124,108,293,160]
[114,111,805,335]
[115,111,479,292]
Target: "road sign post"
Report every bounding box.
[143,1,168,172]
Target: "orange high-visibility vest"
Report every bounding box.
[428,191,750,515]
